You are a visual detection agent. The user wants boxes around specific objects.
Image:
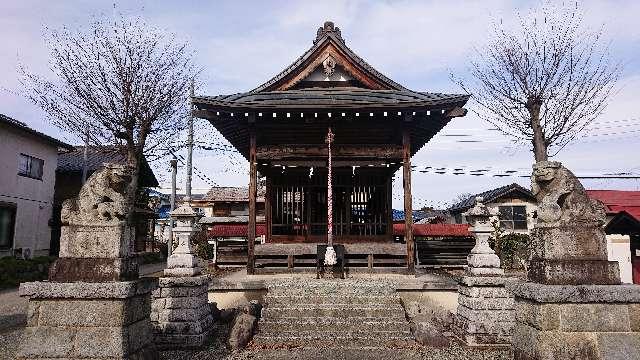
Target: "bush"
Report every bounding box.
[490,233,530,270]
[193,229,214,260]
[0,256,55,289]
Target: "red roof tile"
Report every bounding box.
[208,224,266,237]
[393,223,471,237]
[587,190,640,221]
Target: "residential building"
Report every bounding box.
[586,190,640,284]
[0,114,72,258]
[449,183,537,233]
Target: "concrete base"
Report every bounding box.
[508,281,640,360]
[151,275,213,350]
[454,276,515,346]
[17,279,158,359]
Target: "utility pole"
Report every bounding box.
[168,158,178,256]
[185,80,195,201]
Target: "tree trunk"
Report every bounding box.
[527,96,548,162]
[126,147,141,226]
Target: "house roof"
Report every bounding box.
[587,190,640,222]
[57,146,159,187]
[449,183,535,213]
[0,113,73,150]
[202,186,265,203]
[393,223,471,237]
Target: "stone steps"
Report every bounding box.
[265,294,400,305]
[259,318,411,332]
[253,280,415,349]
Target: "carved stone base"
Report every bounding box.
[17,279,158,359]
[508,281,640,360]
[530,226,608,260]
[59,222,134,258]
[528,259,620,285]
[151,275,213,350]
[49,257,139,282]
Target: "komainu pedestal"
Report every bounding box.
[455,197,515,346]
[17,280,157,359]
[150,202,213,349]
[17,164,158,359]
[510,161,640,360]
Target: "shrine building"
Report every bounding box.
[193,21,469,274]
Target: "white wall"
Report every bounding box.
[606,234,633,284]
[0,125,59,257]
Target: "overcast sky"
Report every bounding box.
[1,0,639,208]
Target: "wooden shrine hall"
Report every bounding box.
[193,21,469,274]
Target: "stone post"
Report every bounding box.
[455,197,515,346]
[509,161,640,359]
[150,201,213,349]
[17,164,157,359]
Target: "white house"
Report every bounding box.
[0,114,72,258]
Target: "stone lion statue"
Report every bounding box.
[531,161,606,227]
[61,163,133,224]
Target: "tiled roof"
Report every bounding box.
[202,186,265,202]
[0,113,72,149]
[208,224,266,237]
[392,209,449,222]
[57,146,159,187]
[193,89,469,110]
[393,223,471,237]
[587,190,640,222]
[449,183,534,213]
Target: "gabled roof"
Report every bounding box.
[57,146,159,187]
[587,190,640,222]
[193,21,469,112]
[252,21,407,93]
[449,183,535,213]
[1,113,73,150]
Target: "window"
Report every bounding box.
[498,205,528,230]
[18,154,44,180]
[0,204,16,250]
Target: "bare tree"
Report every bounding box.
[22,15,197,208]
[458,3,621,161]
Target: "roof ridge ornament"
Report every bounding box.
[315,21,344,44]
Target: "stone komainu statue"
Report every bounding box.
[531,161,606,227]
[61,163,132,224]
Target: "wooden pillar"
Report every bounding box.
[386,175,393,242]
[403,126,415,272]
[248,116,257,274]
[265,176,272,243]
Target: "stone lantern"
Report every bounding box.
[463,196,503,276]
[164,201,202,277]
[455,196,513,346]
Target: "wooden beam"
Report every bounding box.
[247,124,257,275]
[257,145,403,160]
[265,176,272,243]
[402,128,415,272]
